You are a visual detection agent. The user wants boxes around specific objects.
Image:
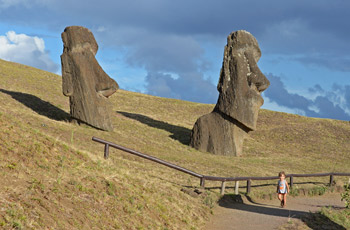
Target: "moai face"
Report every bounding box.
[215,30,270,130]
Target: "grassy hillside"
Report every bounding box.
[1,58,350,229]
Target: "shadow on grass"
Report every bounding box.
[0,88,70,121]
[301,212,347,230]
[117,111,191,145]
[219,194,346,230]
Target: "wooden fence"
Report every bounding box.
[92,136,350,195]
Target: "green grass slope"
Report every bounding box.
[1,58,350,229]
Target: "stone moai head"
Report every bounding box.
[61,26,98,55]
[215,30,270,130]
[61,26,118,131]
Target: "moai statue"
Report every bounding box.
[61,26,118,131]
[190,30,270,156]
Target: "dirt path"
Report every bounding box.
[203,193,345,230]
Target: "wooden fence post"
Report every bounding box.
[104,144,109,159]
[220,181,226,195]
[235,181,239,195]
[200,178,205,188]
[329,174,334,186]
[246,180,251,194]
[290,176,294,188]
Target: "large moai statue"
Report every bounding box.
[61,26,119,131]
[190,30,270,156]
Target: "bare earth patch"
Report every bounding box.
[204,193,346,230]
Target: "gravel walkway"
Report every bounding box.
[203,193,345,230]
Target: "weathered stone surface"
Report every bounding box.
[61,26,118,131]
[215,30,270,130]
[190,30,269,156]
[190,112,249,156]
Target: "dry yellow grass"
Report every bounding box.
[0,58,350,229]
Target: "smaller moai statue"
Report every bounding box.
[61,26,119,131]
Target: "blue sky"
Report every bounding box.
[0,0,349,120]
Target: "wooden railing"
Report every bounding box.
[92,136,350,195]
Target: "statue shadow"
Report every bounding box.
[117,111,191,145]
[219,194,346,230]
[0,88,70,122]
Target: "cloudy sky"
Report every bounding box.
[0,0,349,120]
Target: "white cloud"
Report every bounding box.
[0,0,24,8]
[96,26,107,32]
[0,31,58,72]
[264,74,350,120]
[261,95,303,115]
[0,0,53,8]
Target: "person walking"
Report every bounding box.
[277,171,290,208]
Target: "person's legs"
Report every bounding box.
[282,193,287,207]
[278,193,282,201]
[278,194,283,207]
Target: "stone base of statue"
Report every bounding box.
[190,111,248,156]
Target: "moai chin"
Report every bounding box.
[61,26,119,131]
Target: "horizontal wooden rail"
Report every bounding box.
[92,136,203,179]
[203,175,279,181]
[92,137,350,195]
